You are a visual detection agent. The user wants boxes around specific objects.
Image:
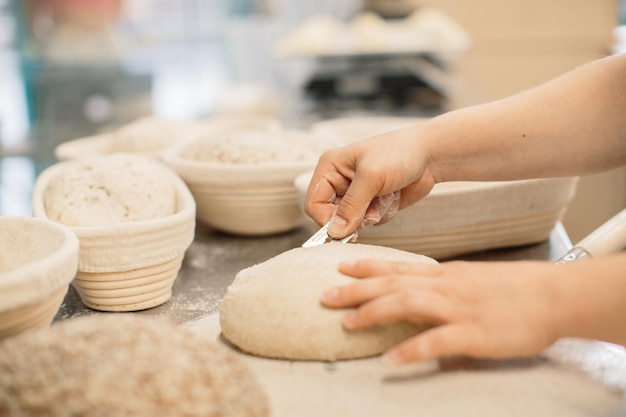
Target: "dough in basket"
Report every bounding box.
[0,314,269,417]
[44,154,176,227]
[220,242,437,361]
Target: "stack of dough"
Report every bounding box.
[220,242,437,361]
[0,315,269,417]
[350,11,391,51]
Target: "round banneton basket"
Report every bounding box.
[32,158,196,312]
[161,130,340,236]
[54,115,282,161]
[0,216,79,340]
[295,172,579,260]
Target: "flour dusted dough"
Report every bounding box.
[44,154,176,227]
[180,130,340,165]
[220,242,437,361]
[0,315,269,417]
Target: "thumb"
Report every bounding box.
[328,173,383,238]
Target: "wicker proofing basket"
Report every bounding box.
[32,159,196,312]
[295,172,579,260]
[0,216,79,340]
[161,131,330,236]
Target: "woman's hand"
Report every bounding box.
[321,259,561,364]
[304,127,436,239]
[305,54,626,241]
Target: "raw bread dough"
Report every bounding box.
[220,242,437,361]
[180,130,339,165]
[0,314,269,417]
[44,154,177,227]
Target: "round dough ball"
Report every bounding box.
[0,315,269,417]
[220,242,437,361]
[180,130,339,165]
[44,154,177,227]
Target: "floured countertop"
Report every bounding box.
[55,223,626,415]
[184,313,626,417]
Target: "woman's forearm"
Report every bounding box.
[417,53,626,183]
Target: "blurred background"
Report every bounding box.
[0,0,624,242]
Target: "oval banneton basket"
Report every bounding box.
[32,157,196,312]
[0,216,79,340]
[295,172,579,260]
[161,130,338,236]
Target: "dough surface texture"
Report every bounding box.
[0,314,269,417]
[44,154,176,227]
[180,130,339,165]
[220,242,437,361]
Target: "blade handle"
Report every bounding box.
[555,208,626,264]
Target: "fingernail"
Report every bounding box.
[322,287,339,302]
[382,349,405,365]
[328,214,347,237]
[343,311,358,329]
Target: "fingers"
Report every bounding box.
[341,289,452,329]
[322,275,434,308]
[303,138,431,238]
[322,259,441,308]
[383,324,484,364]
[328,172,385,238]
[338,259,440,279]
[322,260,441,309]
[303,122,438,239]
[304,152,388,238]
[304,169,351,226]
[318,146,390,238]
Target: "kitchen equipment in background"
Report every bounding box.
[274,8,470,58]
[30,65,152,167]
[273,7,470,119]
[364,0,421,18]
